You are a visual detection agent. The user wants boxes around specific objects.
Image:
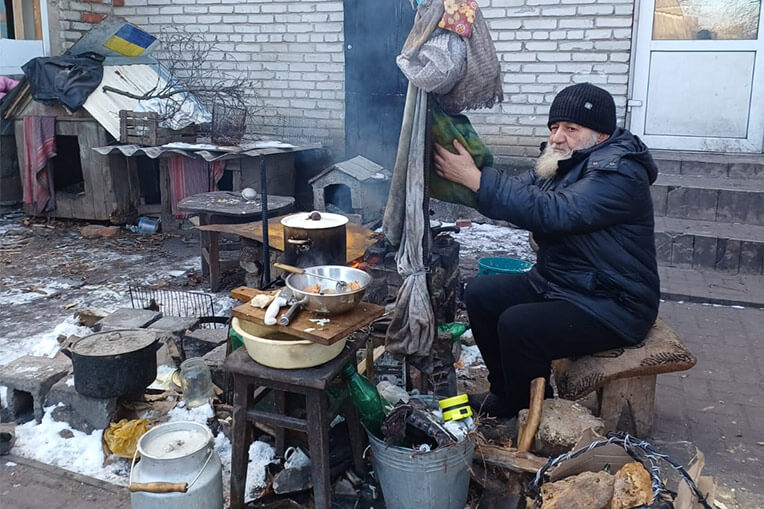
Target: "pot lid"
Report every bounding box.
[72,329,158,357]
[138,421,212,460]
[281,211,348,229]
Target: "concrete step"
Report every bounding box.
[659,266,764,307]
[652,150,764,178]
[651,174,764,226]
[655,217,764,275]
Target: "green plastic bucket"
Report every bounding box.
[477,257,532,276]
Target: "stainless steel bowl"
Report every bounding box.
[284,265,371,315]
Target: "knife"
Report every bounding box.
[264,289,289,326]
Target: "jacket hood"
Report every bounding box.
[584,127,658,184]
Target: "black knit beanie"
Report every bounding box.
[547,83,616,135]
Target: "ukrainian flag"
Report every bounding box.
[104,24,156,57]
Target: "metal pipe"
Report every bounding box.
[260,153,271,287]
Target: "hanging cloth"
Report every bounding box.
[382,84,435,357]
[22,116,57,214]
[398,0,503,115]
[169,155,226,218]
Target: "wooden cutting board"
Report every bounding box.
[231,287,385,345]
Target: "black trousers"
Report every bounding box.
[464,272,628,416]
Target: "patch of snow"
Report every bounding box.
[0,315,92,365]
[458,345,484,368]
[167,402,215,424]
[5,461,17,466]
[148,365,177,390]
[245,441,277,502]
[13,404,129,485]
[448,223,536,264]
[65,377,75,387]
[0,385,6,407]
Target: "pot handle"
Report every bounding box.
[59,336,83,359]
[129,482,188,493]
[286,237,311,246]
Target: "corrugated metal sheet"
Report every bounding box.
[83,64,168,140]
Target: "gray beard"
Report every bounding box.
[534,145,570,179]
[534,133,602,179]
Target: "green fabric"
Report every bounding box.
[429,102,493,207]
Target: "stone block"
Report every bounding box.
[655,159,681,175]
[680,160,728,177]
[650,186,667,217]
[666,187,717,221]
[182,328,228,359]
[691,236,717,269]
[717,191,764,226]
[45,375,118,431]
[739,241,764,275]
[517,399,605,457]
[202,343,228,389]
[728,162,764,178]
[0,356,70,423]
[149,316,199,336]
[653,233,672,264]
[94,308,162,331]
[715,239,741,273]
[670,234,693,268]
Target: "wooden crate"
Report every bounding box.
[119,110,197,146]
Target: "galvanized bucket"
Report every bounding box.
[366,424,475,509]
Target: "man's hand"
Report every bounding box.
[433,139,482,192]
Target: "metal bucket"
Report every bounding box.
[366,422,475,509]
[130,421,223,509]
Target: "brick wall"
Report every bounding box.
[56,0,635,162]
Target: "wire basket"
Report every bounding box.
[211,101,247,146]
[128,286,226,329]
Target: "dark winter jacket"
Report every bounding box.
[476,127,660,344]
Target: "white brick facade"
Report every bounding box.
[54,0,635,162]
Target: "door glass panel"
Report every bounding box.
[653,0,761,40]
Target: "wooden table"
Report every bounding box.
[177,191,294,291]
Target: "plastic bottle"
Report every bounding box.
[341,363,387,437]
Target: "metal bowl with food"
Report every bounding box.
[284,265,370,315]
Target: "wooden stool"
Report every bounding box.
[552,318,696,437]
[225,340,368,509]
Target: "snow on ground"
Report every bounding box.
[0,212,528,494]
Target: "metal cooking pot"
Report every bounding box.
[281,211,348,267]
[284,265,371,315]
[62,329,161,398]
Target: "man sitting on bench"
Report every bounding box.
[433,83,660,418]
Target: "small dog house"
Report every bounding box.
[309,155,391,225]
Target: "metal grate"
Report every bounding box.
[128,286,225,329]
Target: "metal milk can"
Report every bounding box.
[130,421,223,509]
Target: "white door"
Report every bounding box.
[0,0,50,75]
[630,0,764,152]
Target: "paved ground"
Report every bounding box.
[0,210,761,507]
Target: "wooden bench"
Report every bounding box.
[552,318,696,437]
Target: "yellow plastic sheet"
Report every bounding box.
[103,419,151,458]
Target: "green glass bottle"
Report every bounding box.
[341,363,386,437]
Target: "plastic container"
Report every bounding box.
[477,256,532,276]
[232,317,346,369]
[179,358,215,408]
[366,411,475,509]
[130,421,222,509]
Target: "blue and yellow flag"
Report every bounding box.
[104,24,156,57]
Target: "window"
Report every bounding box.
[1,0,43,41]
